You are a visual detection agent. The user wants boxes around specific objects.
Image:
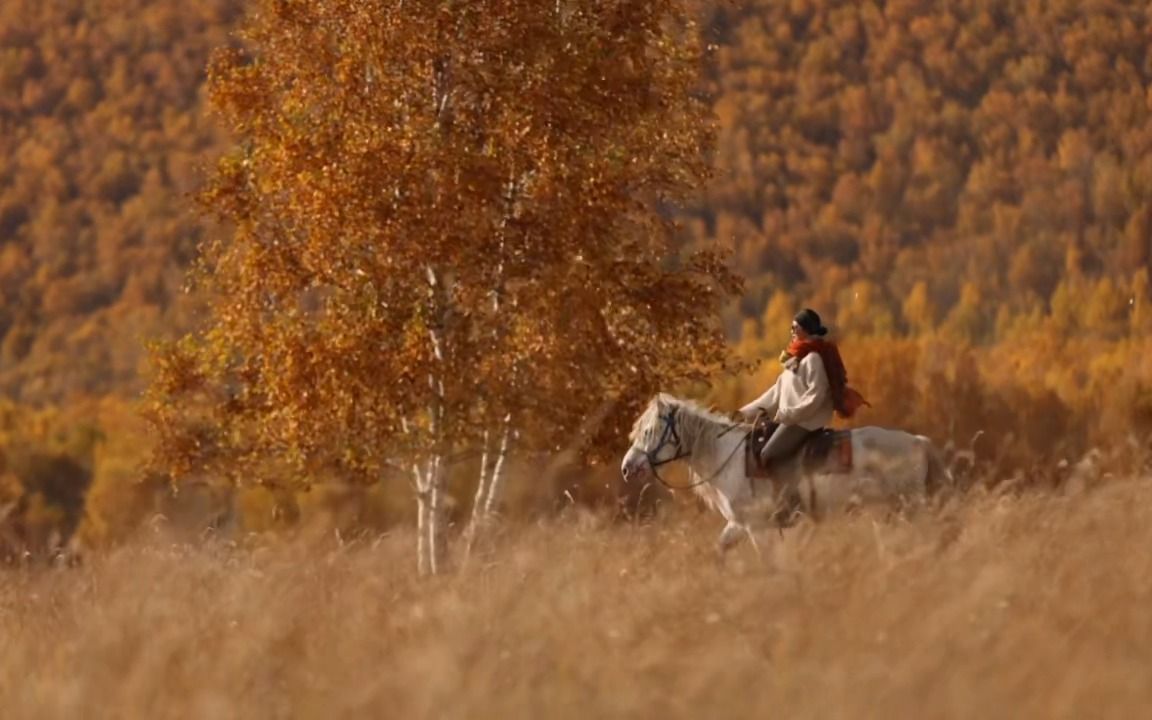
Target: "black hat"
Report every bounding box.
[794,308,828,336]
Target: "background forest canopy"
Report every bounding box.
[1,0,1151,552]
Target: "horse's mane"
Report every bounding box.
[628,393,741,444]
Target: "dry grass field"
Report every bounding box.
[2,477,1151,719]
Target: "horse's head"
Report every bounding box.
[621,395,689,482]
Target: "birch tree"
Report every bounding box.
[147,0,740,574]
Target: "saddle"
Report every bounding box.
[745,414,854,480]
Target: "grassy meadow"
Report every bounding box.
[2,475,1151,719]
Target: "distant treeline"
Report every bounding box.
[1,0,1150,547]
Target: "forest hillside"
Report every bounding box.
[1,0,1150,546]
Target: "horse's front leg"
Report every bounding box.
[715,521,763,565]
[715,521,745,562]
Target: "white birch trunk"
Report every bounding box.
[469,171,523,528]
[420,264,448,576]
[482,414,513,517]
[416,439,448,576]
[463,431,492,560]
[412,56,455,577]
[426,455,442,576]
[414,462,429,576]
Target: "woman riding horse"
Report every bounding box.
[740,309,869,469]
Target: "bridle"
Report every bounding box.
[640,406,744,491]
[644,407,692,477]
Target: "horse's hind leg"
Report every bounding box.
[743,525,763,560]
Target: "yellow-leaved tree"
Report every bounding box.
[146,0,741,574]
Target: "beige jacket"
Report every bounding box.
[739,352,834,430]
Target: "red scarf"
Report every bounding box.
[786,338,870,419]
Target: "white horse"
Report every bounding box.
[620,394,953,558]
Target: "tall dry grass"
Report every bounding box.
[2,477,1152,719]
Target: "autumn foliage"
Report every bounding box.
[1,0,1151,548]
[701,0,1152,478]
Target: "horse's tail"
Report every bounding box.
[919,436,955,497]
